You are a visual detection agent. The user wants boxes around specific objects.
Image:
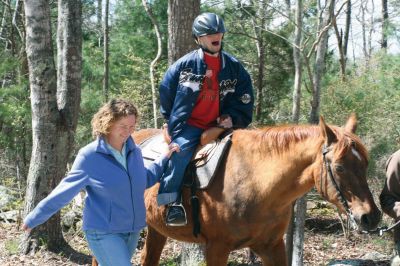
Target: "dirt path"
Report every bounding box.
[0,215,393,266]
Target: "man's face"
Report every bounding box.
[197,33,224,56]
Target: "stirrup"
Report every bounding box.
[166,203,187,226]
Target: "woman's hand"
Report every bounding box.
[21,223,32,233]
[165,143,180,158]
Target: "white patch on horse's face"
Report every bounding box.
[352,148,362,161]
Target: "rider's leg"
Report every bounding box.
[157,125,202,226]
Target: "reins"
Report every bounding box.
[360,219,400,236]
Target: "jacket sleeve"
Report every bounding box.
[23,153,90,229]
[221,63,254,128]
[145,155,169,188]
[159,63,180,122]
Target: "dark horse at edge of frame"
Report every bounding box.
[91,115,381,266]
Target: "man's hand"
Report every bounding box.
[217,115,232,129]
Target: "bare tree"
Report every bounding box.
[381,0,388,50]
[309,0,335,124]
[142,0,163,128]
[292,0,302,123]
[250,0,268,122]
[20,0,82,254]
[103,0,109,101]
[343,0,351,58]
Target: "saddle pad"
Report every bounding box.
[140,134,168,167]
[140,133,232,189]
[186,135,232,189]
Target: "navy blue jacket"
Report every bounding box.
[160,48,254,139]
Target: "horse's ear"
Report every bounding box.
[319,116,337,146]
[344,113,357,133]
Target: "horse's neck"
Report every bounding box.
[231,130,322,207]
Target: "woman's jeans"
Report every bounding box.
[85,230,140,266]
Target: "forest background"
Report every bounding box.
[0,0,400,265]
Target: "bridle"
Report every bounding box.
[320,144,359,231]
[321,144,400,235]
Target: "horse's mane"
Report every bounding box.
[237,124,368,161]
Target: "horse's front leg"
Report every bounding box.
[250,239,287,266]
[140,226,167,266]
[204,242,230,266]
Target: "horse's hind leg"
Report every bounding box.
[140,226,167,266]
[250,239,287,266]
[204,242,230,266]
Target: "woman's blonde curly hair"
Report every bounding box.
[91,99,139,138]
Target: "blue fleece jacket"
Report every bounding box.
[24,136,168,233]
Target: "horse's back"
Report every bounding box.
[133,128,161,144]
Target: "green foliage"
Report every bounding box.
[223,3,294,125]
[321,53,400,176]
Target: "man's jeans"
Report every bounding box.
[157,125,203,206]
[85,230,140,266]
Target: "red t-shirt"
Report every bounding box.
[187,54,220,129]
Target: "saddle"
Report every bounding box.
[140,130,232,189]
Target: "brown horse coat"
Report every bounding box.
[137,116,381,266]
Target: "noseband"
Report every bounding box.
[320,144,358,230]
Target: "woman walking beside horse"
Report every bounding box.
[22,99,179,266]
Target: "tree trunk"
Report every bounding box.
[288,1,304,264]
[97,0,102,47]
[97,0,102,30]
[292,0,302,123]
[333,18,346,81]
[21,0,62,253]
[165,0,202,264]
[56,0,82,160]
[103,0,109,101]
[309,0,335,124]
[252,0,267,122]
[142,0,163,128]
[20,0,82,254]
[291,197,307,266]
[381,0,388,51]
[167,0,199,65]
[343,0,351,58]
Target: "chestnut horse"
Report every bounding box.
[133,116,381,266]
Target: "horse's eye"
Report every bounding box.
[335,165,345,173]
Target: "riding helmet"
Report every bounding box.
[192,12,226,37]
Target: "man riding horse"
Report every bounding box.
[157,12,254,226]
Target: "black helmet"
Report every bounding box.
[192,13,226,37]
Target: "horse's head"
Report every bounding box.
[315,115,381,231]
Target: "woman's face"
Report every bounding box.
[107,115,136,146]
